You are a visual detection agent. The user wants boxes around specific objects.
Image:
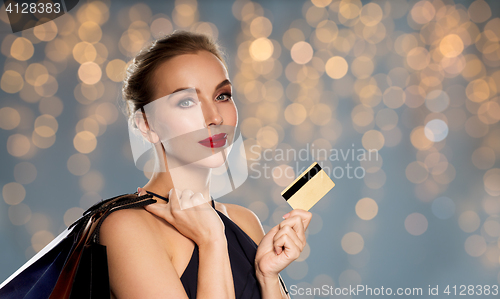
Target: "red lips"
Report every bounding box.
[198,133,227,148]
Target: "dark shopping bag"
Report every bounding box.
[0,192,156,299]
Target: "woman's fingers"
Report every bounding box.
[273,225,303,252]
[284,209,312,231]
[273,233,300,258]
[280,215,305,243]
[168,188,181,211]
[144,201,172,223]
[191,192,207,208]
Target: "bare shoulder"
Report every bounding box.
[99,207,167,265]
[99,207,188,298]
[221,202,266,245]
[100,207,157,240]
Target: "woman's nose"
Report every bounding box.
[202,100,223,127]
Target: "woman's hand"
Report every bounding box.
[140,188,225,247]
[255,209,312,279]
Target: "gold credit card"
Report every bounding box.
[281,162,335,211]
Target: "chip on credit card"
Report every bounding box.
[281,162,335,211]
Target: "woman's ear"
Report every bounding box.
[134,112,160,144]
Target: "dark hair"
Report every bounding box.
[121,30,226,125]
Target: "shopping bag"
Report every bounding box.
[0,192,156,299]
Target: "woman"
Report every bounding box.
[100,30,312,299]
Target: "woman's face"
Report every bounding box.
[142,50,238,170]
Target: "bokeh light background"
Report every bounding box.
[1,0,500,296]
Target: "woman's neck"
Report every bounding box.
[141,162,212,207]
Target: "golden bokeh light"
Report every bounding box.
[7,134,31,157]
[106,59,127,82]
[361,129,384,151]
[63,207,85,227]
[1,70,24,93]
[79,170,105,193]
[407,47,430,70]
[355,197,378,220]
[8,203,31,226]
[459,211,481,232]
[383,86,406,109]
[34,75,58,97]
[45,38,71,62]
[359,3,383,27]
[465,234,487,257]
[2,182,26,205]
[484,168,500,196]
[406,161,428,184]
[73,42,97,64]
[284,103,307,125]
[249,37,274,61]
[250,16,272,38]
[439,34,464,58]
[465,115,489,138]
[478,101,500,125]
[410,0,435,25]
[78,22,103,44]
[351,56,374,79]
[256,126,279,148]
[77,1,110,25]
[405,212,428,235]
[425,90,449,113]
[472,147,496,169]
[31,230,55,253]
[351,104,374,127]
[10,37,34,61]
[150,17,174,39]
[309,103,332,126]
[311,0,332,8]
[78,62,102,85]
[315,20,338,43]
[410,126,434,150]
[33,20,58,42]
[483,216,500,237]
[325,56,348,79]
[272,164,295,187]
[466,78,490,102]
[25,63,49,87]
[341,232,364,255]
[0,107,21,130]
[338,0,362,20]
[468,0,492,24]
[290,41,313,65]
[34,114,58,138]
[73,131,97,154]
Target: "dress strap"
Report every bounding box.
[145,190,169,202]
[211,198,215,209]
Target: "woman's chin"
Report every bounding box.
[193,153,229,169]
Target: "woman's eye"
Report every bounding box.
[216,93,232,102]
[178,99,195,108]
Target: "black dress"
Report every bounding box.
[180,198,262,299]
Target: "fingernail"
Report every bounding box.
[283,212,290,219]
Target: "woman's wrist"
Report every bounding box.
[256,273,285,299]
[197,235,227,250]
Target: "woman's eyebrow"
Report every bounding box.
[169,79,231,95]
[215,79,232,90]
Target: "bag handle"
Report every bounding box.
[48,192,157,299]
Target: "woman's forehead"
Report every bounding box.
[153,51,229,98]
